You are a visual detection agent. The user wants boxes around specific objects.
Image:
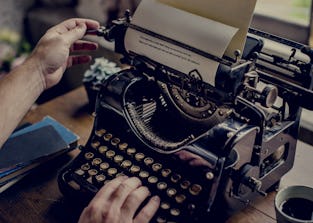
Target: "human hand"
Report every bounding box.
[29,18,100,89]
[78,177,160,223]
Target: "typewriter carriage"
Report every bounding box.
[58,13,313,222]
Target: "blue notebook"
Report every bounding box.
[0,116,79,187]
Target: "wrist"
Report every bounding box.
[23,54,47,92]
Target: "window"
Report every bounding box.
[251,0,313,44]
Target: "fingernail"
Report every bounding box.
[152,196,160,202]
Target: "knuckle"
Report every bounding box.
[103,208,119,222]
[129,187,149,203]
[139,208,152,221]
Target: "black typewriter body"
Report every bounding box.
[58,15,313,223]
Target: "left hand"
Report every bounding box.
[29,18,100,89]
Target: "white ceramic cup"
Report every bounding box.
[275,185,313,223]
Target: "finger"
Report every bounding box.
[190,158,210,167]
[50,18,100,34]
[89,176,128,207]
[121,186,150,218]
[70,40,98,52]
[175,151,194,161]
[67,55,92,67]
[62,23,88,46]
[134,196,160,223]
[110,177,142,208]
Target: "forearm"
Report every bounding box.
[0,55,45,147]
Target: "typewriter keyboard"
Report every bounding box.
[64,128,214,223]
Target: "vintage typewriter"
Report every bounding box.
[58,11,313,223]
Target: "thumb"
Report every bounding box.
[62,23,87,46]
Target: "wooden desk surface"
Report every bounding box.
[0,87,312,223]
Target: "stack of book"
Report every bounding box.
[0,116,79,193]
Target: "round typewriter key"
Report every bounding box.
[175,194,186,204]
[107,168,118,176]
[180,180,191,190]
[171,173,181,183]
[103,133,113,142]
[98,145,108,154]
[91,141,100,149]
[161,169,171,177]
[113,155,124,164]
[75,169,85,176]
[130,165,141,174]
[139,171,149,179]
[156,216,166,223]
[100,162,110,171]
[170,208,180,217]
[88,169,98,176]
[144,157,154,166]
[135,153,145,161]
[85,152,94,160]
[111,137,120,147]
[116,172,127,178]
[106,150,116,159]
[95,129,106,137]
[157,182,167,190]
[206,171,214,180]
[81,163,91,171]
[189,184,202,196]
[148,176,158,184]
[92,158,102,166]
[167,188,177,197]
[95,174,106,184]
[152,163,162,172]
[121,160,132,169]
[127,147,136,156]
[160,202,170,210]
[119,142,128,151]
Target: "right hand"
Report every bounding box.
[78,177,160,223]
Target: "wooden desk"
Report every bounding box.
[0,87,312,223]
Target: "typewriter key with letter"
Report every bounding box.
[118,142,128,151]
[103,133,113,142]
[189,184,202,196]
[111,137,120,147]
[84,152,94,160]
[81,163,91,171]
[100,162,110,171]
[121,160,132,169]
[91,141,100,149]
[98,145,108,154]
[127,147,136,156]
[130,165,141,174]
[92,158,102,166]
[95,129,106,137]
[105,150,116,159]
[135,152,145,161]
[157,182,168,190]
[161,169,171,178]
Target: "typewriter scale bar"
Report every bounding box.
[59,126,219,223]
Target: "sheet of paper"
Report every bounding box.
[124,0,238,85]
[158,0,257,58]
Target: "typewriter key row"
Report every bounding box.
[75,128,207,222]
[82,150,203,199]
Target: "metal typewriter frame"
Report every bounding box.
[58,12,313,223]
